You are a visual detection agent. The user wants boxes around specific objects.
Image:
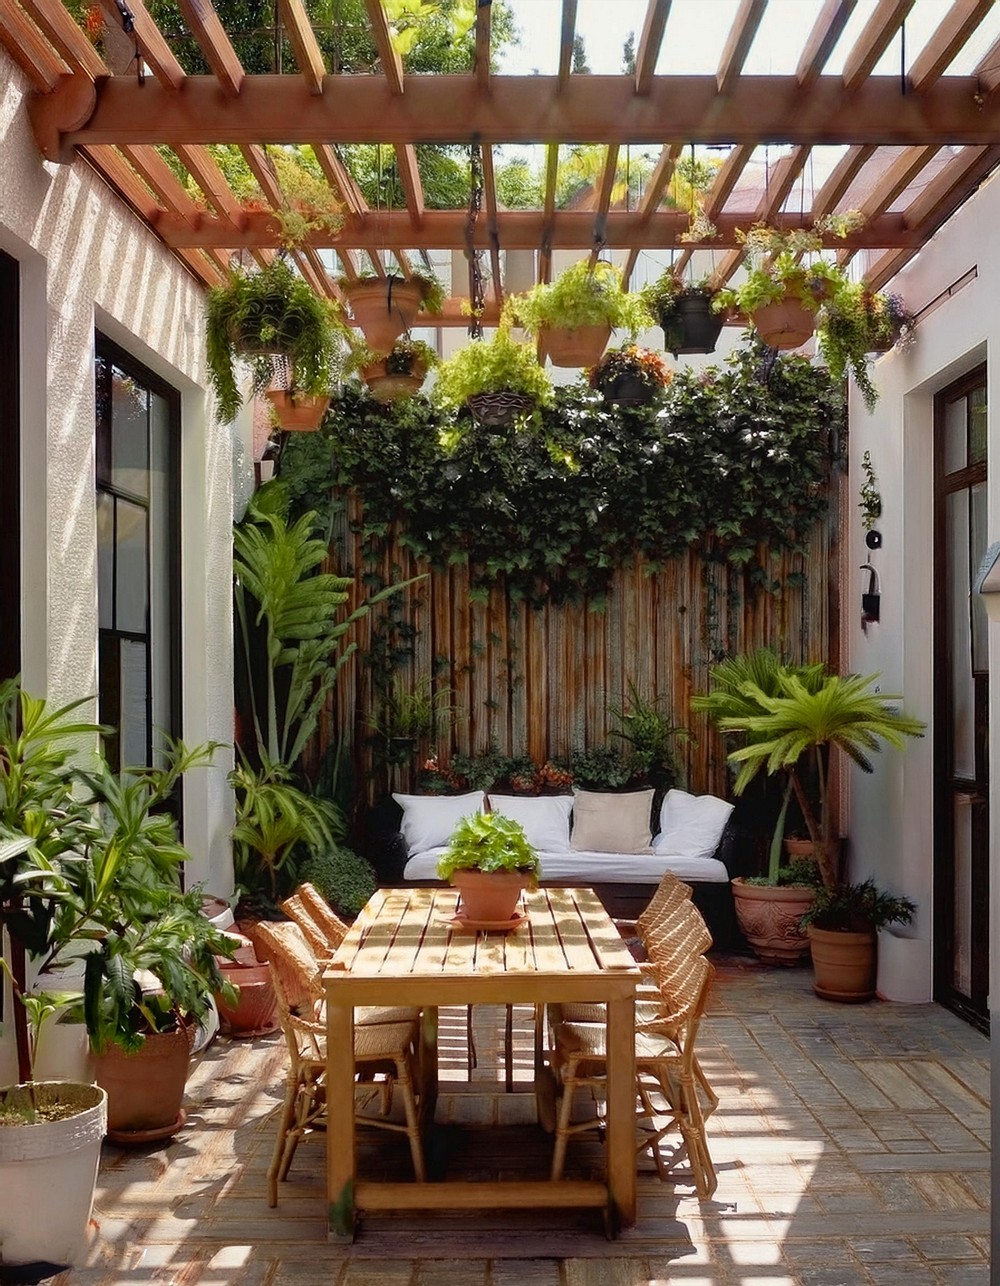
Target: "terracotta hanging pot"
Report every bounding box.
[265,389,330,431]
[344,279,423,354]
[539,323,611,368]
[750,298,815,349]
[361,358,428,403]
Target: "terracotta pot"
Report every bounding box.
[750,298,815,349]
[94,1022,194,1144]
[265,389,330,431]
[731,877,815,965]
[361,359,427,403]
[345,279,423,354]
[783,837,817,862]
[215,959,279,1037]
[807,924,877,1002]
[451,869,529,924]
[539,323,611,368]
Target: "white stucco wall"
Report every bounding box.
[847,166,1000,1002]
[0,49,236,895]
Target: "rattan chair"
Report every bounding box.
[279,882,349,959]
[548,951,717,1198]
[253,920,426,1205]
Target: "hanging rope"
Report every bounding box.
[466,142,486,339]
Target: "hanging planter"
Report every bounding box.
[588,345,672,407]
[510,260,651,370]
[352,337,437,403]
[341,271,444,355]
[433,328,553,427]
[641,275,725,358]
[538,323,612,369]
[750,298,816,349]
[467,390,536,426]
[265,388,330,431]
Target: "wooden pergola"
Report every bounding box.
[5,0,1000,321]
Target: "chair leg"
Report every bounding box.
[466,1005,477,1077]
[550,1059,579,1180]
[267,1071,301,1207]
[395,1053,426,1182]
[504,1003,514,1092]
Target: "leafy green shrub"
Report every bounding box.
[433,328,553,409]
[570,744,643,790]
[436,812,541,882]
[298,844,378,918]
[509,260,651,335]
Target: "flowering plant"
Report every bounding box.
[588,345,672,394]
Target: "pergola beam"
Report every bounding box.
[314,144,368,220]
[363,0,404,95]
[703,144,753,221]
[797,0,857,89]
[96,0,186,91]
[395,143,426,226]
[558,0,577,87]
[716,0,766,96]
[19,0,107,79]
[176,0,243,97]
[842,0,914,93]
[0,0,67,89]
[57,75,1000,150]
[909,0,994,93]
[810,143,875,217]
[474,0,491,90]
[278,0,327,94]
[634,0,670,96]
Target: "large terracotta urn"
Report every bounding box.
[731,878,815,965]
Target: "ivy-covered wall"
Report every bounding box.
[279,344,845,806]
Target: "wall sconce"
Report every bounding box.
[860,562,880,624]
[975,541,1000,621]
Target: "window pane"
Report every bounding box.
[115,498,148,634]
[971,481,988,673]
[946,490,975,778]
[149,391,172,764]
[942,395,967,475]
[120,638,148,769]
[969,385,987,465]
[96,492,114,630]
[111,366,149,498]
[952,796,973,995]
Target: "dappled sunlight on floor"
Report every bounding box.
[49,959,990,1285]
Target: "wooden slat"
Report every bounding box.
[120,143,204,219]
[539,143,560,284]
[842,0,915,93]
[172,143,242,218]
[811,143,876,218]
[757,145,810,222]
[637,142,684,226]
[0,0,67,89]
[797,0,857,88]
[974,33,1000,95]
[634,0,671,96]
[314,144,368,220]
[703,143,754,220]
[363,0,404,95]
[395,143,425,226]
[716,0,766,96]
[97,0,186,90]
[855,144,939,220]
[474,0,491,90]
[557,0,577,87]
[20,0,107,79]
[901,143,1000,232]
[278,0,326,94]
[909,0,993,93]
[176,0,243,96]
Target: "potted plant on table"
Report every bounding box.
[206,257,342,427]
[694,654,924,996]
[641,272,725,357]
[433,326,553,427]
[509,259,651,368]
[588,345,672,407]
[340,268,444,355]
[436,812,541,927]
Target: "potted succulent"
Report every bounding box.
[340,267,444,355]
[816,284,915,413]
[509,259,651,367]
[800,879,916,1002]
[436,811,541,926]
[587,345,672,406]
[714,223,858,350]
[641,272,724,357]
[205,257,341,426]
[433,326,553,426]
[347,336,438,403]
[696,656,924,994]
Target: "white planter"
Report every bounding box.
[31,1018,95,1083]
[0,1081,107,1269]
[876,927,932,1003]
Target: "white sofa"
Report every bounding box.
[387,788,743,948]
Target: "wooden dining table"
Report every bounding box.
[323,884,640,1241]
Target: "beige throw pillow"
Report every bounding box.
[570,788,655,854]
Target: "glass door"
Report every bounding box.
[934,365,989,1032]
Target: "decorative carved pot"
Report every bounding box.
[731,878,815,965]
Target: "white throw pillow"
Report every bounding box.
[570,788,654,854]
[392,791,486,857]
[653,789,734,860]
[488,794,574,853]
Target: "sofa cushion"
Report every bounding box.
[402,847,729,885]
[488,794,574,852]
[571,788,654,854]
[653,789,734,861]
[391,791,485,857]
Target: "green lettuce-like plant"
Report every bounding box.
[436,811,541,883]
[433,328,553,409]
[206,258,343,423]
[509,259,651,335]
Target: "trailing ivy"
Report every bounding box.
[280,343,843,606]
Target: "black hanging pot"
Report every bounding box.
[601,373,655,407]
[660,293,724,357]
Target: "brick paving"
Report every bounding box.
[53,956,990,1286]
